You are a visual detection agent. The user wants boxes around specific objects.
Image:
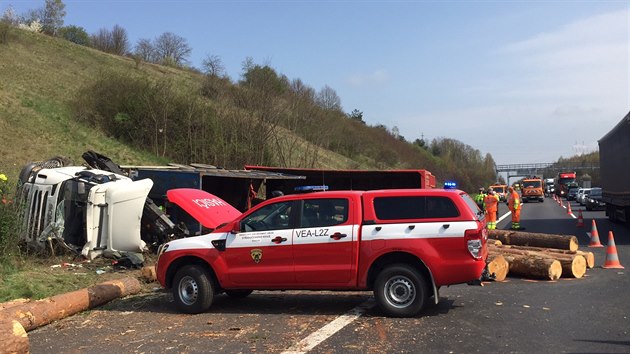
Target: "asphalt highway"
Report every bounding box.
[29,195,630,354]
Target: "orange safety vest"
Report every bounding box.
[484,194,499,212]
[508,191,521,210]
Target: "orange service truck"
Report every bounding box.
[521,177,544,203]
[489,184,507,201]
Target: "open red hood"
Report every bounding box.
[167,188,241,229]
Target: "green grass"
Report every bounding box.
[0,259,103,301]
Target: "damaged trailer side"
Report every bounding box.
[18,165,152,260]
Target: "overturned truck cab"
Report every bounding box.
[18,164,152,259]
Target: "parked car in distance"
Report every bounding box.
[567,186,579,201]
[577,188,592,205]
[585,187,605,211]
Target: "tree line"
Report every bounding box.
[2,0,499,192]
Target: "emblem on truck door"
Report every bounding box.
[250,249,263,263]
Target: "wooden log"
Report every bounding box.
[0,317,29,354]
[578,251,595,269]
[556,255,587,279]
[489,245,587,278]
[498,253,562,280]
[489,229,578,251]
[141,265,157,282]
[0,277,141,332]
[490,244,594,268]
[0,298,30,311]
[485,254,509,281]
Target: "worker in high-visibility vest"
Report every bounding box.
[508,186,522,230]
[474,187,486,211]
[484,188,500,229]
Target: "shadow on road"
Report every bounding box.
[99,289,460,318]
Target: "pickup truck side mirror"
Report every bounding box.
[231,222,241,234]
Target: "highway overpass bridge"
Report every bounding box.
[496,163,599,185]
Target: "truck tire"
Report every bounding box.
[225,289,253,298]
[374,264,428,317]
[172,265,214,314]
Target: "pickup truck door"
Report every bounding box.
[223,200,295,287]
[293,198,356,286]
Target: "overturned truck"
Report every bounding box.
[16,153,183,259]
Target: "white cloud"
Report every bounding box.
[346,69,390,87]
[401,8,629,164]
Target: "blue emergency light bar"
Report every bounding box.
[294,185,329,192]
[443,181,457,189]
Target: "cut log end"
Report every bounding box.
[0,318,29,354]
[486,255,509,281]
[559,255,587,278]
[549,260,563,280]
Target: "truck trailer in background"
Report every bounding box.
[599,111,630,223]
[244,166,437,197]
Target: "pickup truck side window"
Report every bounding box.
[374,196,459,220]
[241,201,293,232]
[300,198,348,228]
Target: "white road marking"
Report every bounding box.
[281,299,375,354]
[498,211,511,223]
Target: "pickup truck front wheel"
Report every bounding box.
[374,264,428,317]
[173,265,214,314]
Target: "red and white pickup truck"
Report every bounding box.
[156,188,488,317]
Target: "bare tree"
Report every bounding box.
[316,85,342,111]
[290,78,315,101]
[153,32,191,66]
[2,6,19,25]
[110,24,129,55]
[202,54,225,77]
[134,38,155,62]
[90,27,112,52]
[41,0,65,35]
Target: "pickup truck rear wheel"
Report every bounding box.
[172,265,214,314]
[374,264,428,317]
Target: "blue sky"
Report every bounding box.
[3,0,629,165]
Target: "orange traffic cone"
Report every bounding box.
[567,202,572,215]
[576,209,584,227]
[588,220,604,247]
[603,231,624,269]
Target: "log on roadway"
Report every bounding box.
[489,229,578,251]
[493,244,594,269]
[485,254,509,281]
[490,251,563,280]
[0,317,29,354]
[489,245,587,278]
[0,277,141,332]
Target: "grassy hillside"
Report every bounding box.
[0,27,364,182]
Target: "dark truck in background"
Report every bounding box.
[598,111,630,223]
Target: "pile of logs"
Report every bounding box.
[485,229,594,281]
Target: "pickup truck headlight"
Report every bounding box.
[157,243,169,257]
